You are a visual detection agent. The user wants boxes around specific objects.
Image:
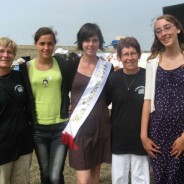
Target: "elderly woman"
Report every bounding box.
[0,37,33,184]
[108,37,150,184]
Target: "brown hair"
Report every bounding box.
[34,27,57,44]
[148,14,184,60]
[117,37,141,58]
[75,23,105,51]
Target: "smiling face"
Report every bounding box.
[0,46,15,71]
[82,35,100,57]
[120,46,140,74]
[35,34,56,60]
[155,18,180,49]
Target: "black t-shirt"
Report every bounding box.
[108,68,147,155]
[0,70,33,164]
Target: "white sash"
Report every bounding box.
[62,57,112,149]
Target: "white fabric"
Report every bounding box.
[55,48,68,54]
[62,57,112,140]
[144,56,159,112]
[112,154,150,184]
[110,53,123,69]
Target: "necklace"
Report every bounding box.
[123,70,139,90]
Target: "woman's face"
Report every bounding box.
[120,46,140,74]
[0,46,15,71]
[155,18,180,48]
[82,35,100,57]
[35,34,56,60]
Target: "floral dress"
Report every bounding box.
[150,65,184,184]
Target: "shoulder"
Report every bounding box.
[19,60,31,73]
[139,67,146,74]
[11,70,24,82]
[68,57,80,69]
[11,70,21,76]
[109,69,121,79]
[147,56,159,66]
[53,54,64,62]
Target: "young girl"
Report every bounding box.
[141,15,184,184]
[20,27,70,184]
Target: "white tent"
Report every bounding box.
[138,52,150,69]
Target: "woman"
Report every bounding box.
[0,37,33,184]
[20,27,70,184]
[108,37,150,184]
[141,14,184,183]
[62,23,112,184]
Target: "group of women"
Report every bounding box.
[0,14,184,184]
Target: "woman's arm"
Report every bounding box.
[141,99,161,158]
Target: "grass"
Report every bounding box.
[30,151,154,184]
[30,151,111,184]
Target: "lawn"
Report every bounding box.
[30,151,154,184]
[30,151,111,184]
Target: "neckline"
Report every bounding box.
[158,64,184,72]
[34,58,54,71]
[0,72,11,79]
[123,67,140,75]
[77,71,91,78]
[123,69,140,91]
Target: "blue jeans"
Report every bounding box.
[33,122,68,184]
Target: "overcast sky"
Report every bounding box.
[0,0,183,50]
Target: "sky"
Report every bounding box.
[1,0,184,51]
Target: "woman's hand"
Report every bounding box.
[141,137,161,159]
[68,104,72,114]
[171,133,184,158]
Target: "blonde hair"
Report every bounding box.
[0,37,17,54]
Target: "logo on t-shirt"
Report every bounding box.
[135,86,145,94]
[14,84,24,92]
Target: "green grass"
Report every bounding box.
[30,152,154,184]
[30,152,111,184]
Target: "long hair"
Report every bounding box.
[148,14,184,60]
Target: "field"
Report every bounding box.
[16,45,79,60]
[19,45,153,184]
[30,152,112,184]
[16,45,114,61]
[30,152,154,184]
